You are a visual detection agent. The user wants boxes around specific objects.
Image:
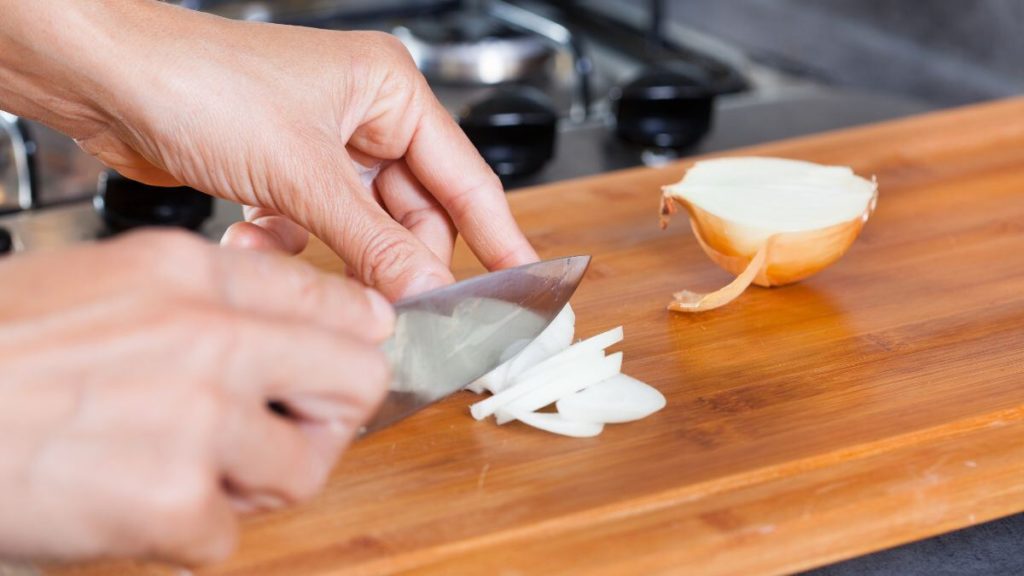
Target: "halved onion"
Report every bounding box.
[660,156,877,312]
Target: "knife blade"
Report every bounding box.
[361,255,591,436]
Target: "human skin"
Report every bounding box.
[0,0,538,299]
[0,231,394,564]
[0,0,536,566]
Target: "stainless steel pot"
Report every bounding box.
[392,10,557,86]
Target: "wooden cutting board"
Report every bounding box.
[53,97,1024,576]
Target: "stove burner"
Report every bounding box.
[394,12,555,85]
[96,171,214,233]
[0,226,12,255]
[611,63,715,150]
[459,85,558,179]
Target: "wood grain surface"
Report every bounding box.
[50,97,1024,576]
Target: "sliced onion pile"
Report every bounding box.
[660,156,878,312]
[466,305,665,437]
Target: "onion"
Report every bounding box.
[513,412,604,438]
[556,374,666,424]
[494,352,623,425]
[513,326,623,386]
[660,157,877,312]
[462,310,665,436]
[467,304,575,394]
[470,348,606,421]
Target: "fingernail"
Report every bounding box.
[403,273,450,298]
[364,288,395,328]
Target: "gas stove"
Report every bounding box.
[0,0,931,255]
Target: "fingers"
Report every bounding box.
[150,492,237,566]
[376,160,457,265]
[223,317,391,428]
[130,312,390,565]
[221,207,309,255]
[209,317,390,505]
[309,157,456,300]
[221,221,288,252]
[213,247,395,342]
[246,206,311,254]
[403,98,538,270]
[218,403,342,504]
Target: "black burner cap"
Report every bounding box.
[96,171,213,233]
[0,226,12,255]
[459,86,558,179]
[612,62,716,150]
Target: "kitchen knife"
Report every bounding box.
[361,255,591,435]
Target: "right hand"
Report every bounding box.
[0,0,538,300]
[0,230,393,565]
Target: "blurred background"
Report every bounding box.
[2,0,1022,255]
[659,0,1023,106]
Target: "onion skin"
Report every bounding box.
[661,187,877,287]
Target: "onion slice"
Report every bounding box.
[556,374,666,424]
[513,412,604,438]
[495,352,623,425]
[469,326,624,420]
[661,156,877,312]
[468,304,575,394]
[470,348,606,420]
[463,312,665,436]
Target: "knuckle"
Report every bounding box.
[288,464,331,503]
[372,31,415,64]
[159,303,245,396]
[261,435,331,503]
[121,227,207,257]
[194,528,238,565]
[446,175,502,221]
[118,229,215,292]
[283,261,330,317]
[146,469,219,541]
[357,228,419,290]
[397,204,446,232]
[186,376,231,429]
[168,303,235,348]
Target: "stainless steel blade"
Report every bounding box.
[361,255,591,435]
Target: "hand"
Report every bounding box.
[0,0,538,300]
[0,231,393,565]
